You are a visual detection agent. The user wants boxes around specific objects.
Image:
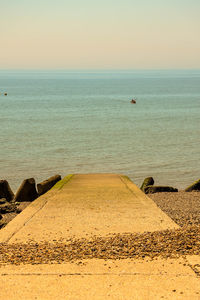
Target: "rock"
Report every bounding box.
[0,214,2,220]
[37,174,61,196]
[16,207,22,214]
[185,179,200,192]
[140,177,154,192]
[0,219,5,229]
[144,185,178,194]
[14,178,38,202]
[0,203,17,214]
[0,180,14,201]
[0,198,7,204]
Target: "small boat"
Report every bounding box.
[130,98,136,104]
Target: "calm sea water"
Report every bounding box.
[0,70,200,191]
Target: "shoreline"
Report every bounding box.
[1,174,200,262]
[1,171,200,230]
[1,190,200,230]
[1,172,198,193]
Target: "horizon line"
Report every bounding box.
[1,68,200,72]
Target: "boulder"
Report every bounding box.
[0,202,17,214]
[140,177,154,192]
[14,178,38,202]
[0,180,14,201]
[185,179,200,192]
[0,198,7,204]
[144,185,178,194]
[0,217,4,229]
[37,174,61,196]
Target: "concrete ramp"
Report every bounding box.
[0,174,178,243]
[0,258,200,300]
[1,174,199,299]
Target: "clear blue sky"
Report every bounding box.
[1,0,200,69]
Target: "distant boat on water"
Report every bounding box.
[130,98,136,104]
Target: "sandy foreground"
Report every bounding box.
[0,174,200,299]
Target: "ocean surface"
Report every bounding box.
[0,70,200,191]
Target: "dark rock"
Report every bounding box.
[37,174,61,196]
[0,219,5,229]
[185,179,200,192]
[0,203,17,214]
[0,180,14,201]
[14,178,38,202]
[0,214,2,220]
[0,198,7,204]
[16,207,22,214]
[144,185,178,194]
[140,177,154,192]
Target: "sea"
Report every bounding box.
[0,69,200,191]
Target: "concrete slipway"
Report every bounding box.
[0,174,199,299]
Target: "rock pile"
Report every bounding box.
[140,177,178,194]
[0,174,62,229]
[141,177,200,194]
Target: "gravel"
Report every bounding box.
[149,191,200,227]
[0,225,200,265]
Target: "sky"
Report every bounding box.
[0,0,200,69]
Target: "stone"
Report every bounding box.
[140,177,154,192]
[0,218,5,229]
[14,178,38,202]
[0,203,16,214]
[144,185,178,194]
[0,198,7,204]
[37,174,61,196]
[0,180,14,201]
[185,179,200,192]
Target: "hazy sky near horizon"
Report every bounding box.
[1,0,200,69]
